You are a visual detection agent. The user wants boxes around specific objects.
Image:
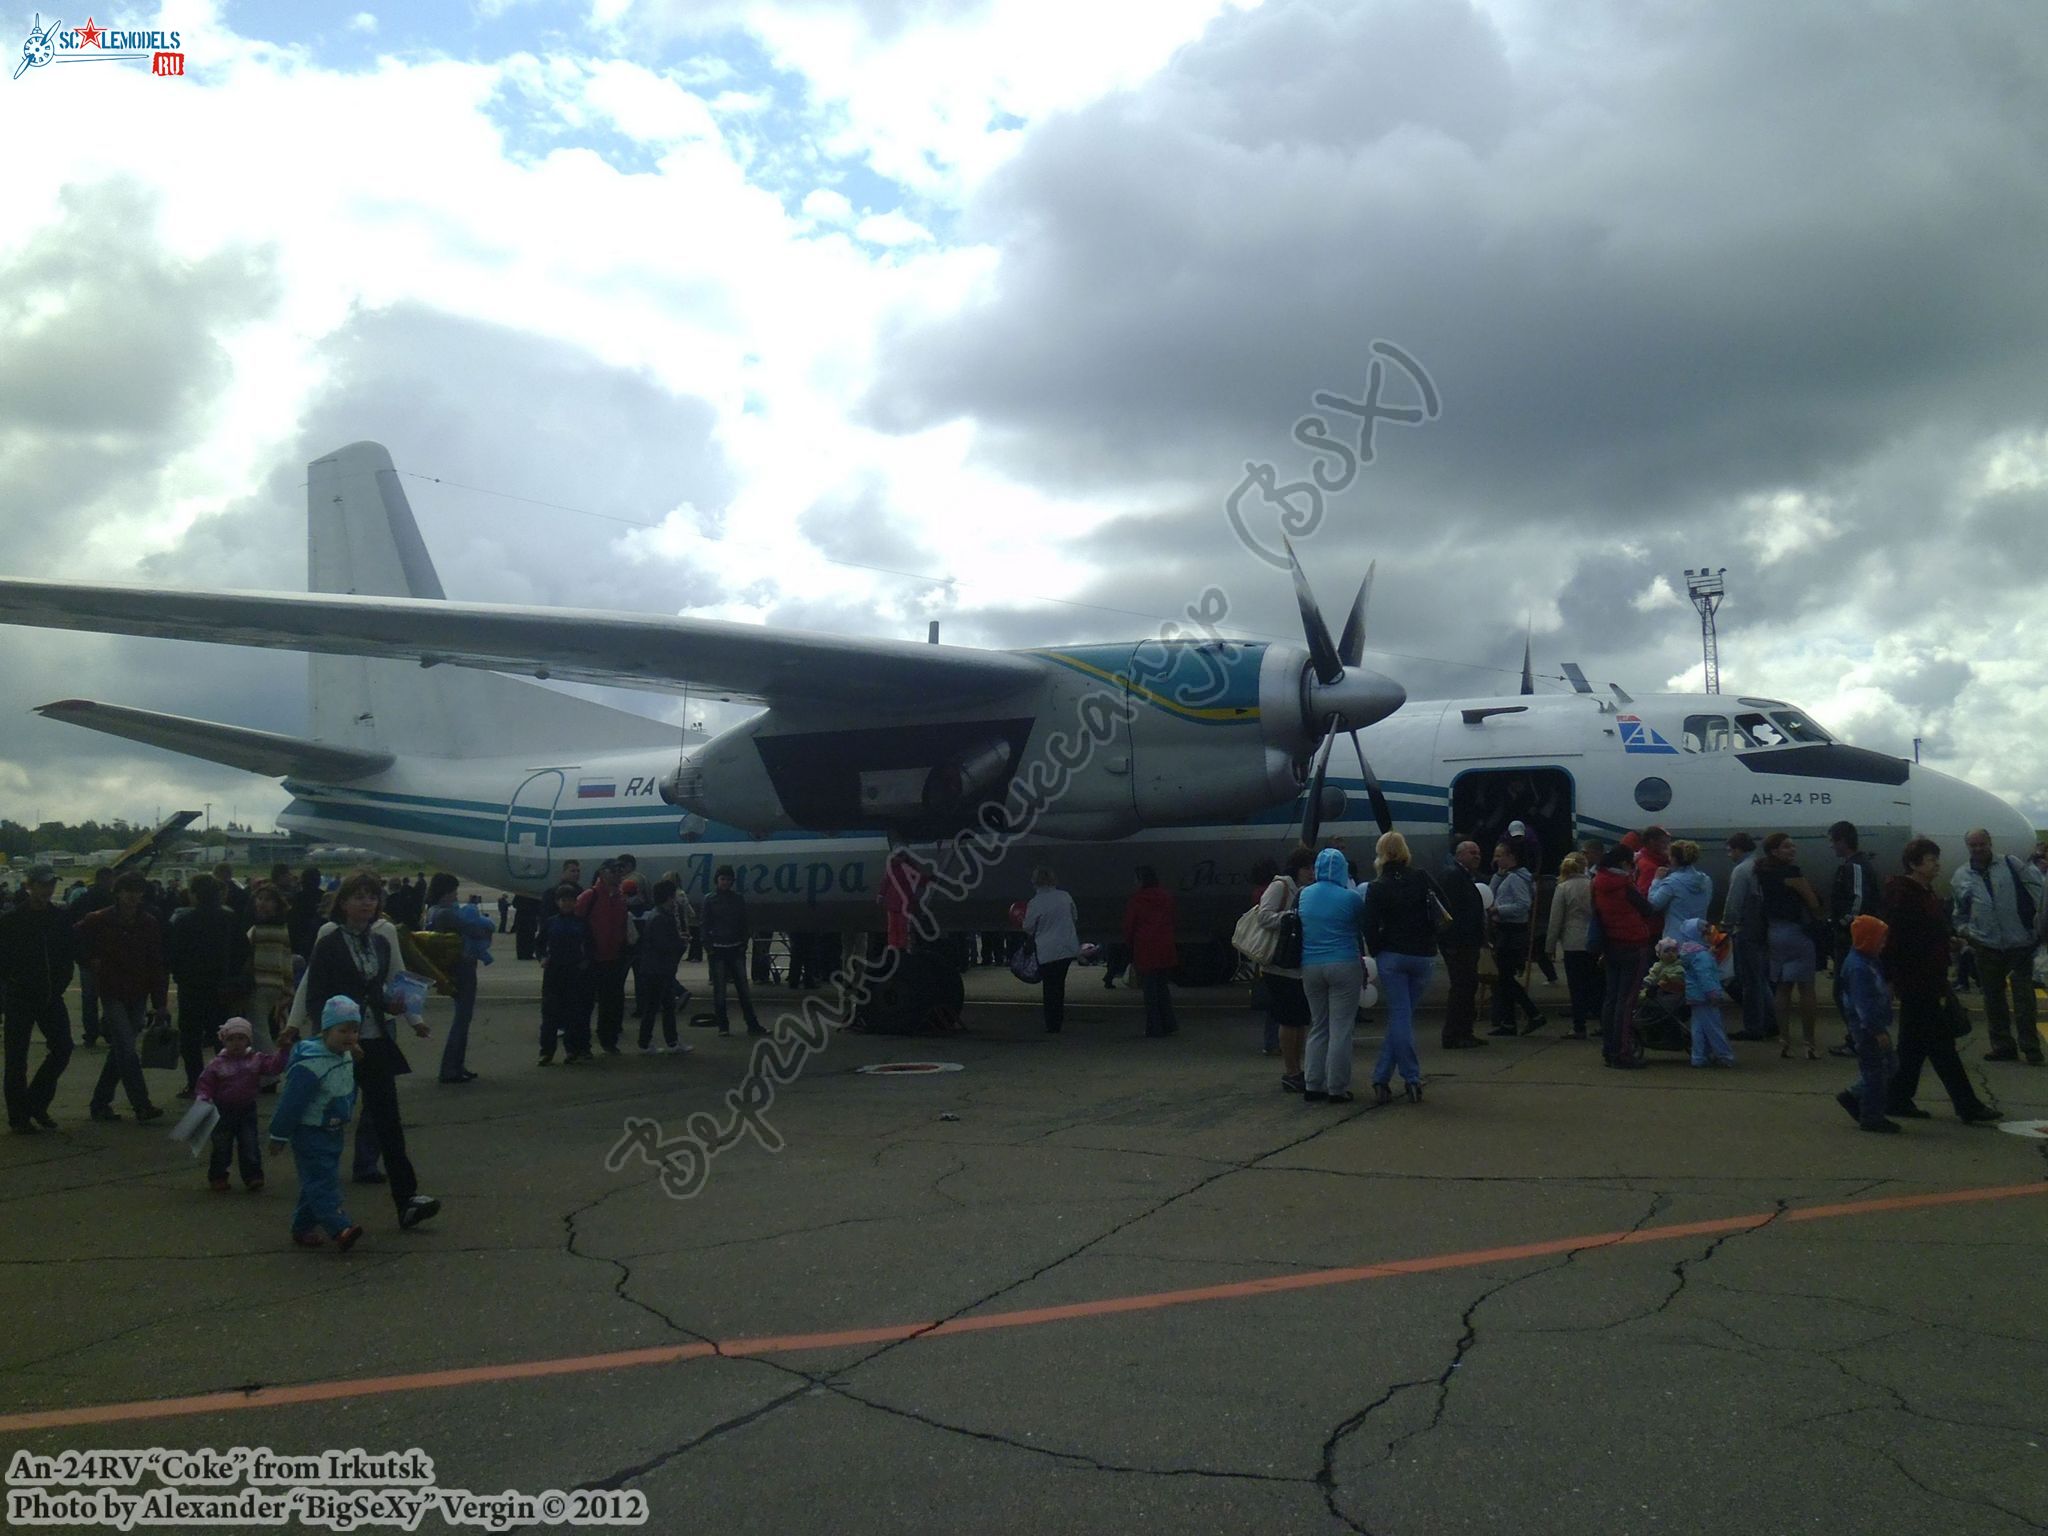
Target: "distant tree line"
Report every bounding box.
[0,818,253,859]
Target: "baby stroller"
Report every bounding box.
[1629,983,1692,1062]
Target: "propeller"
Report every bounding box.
[1285,543,1404,849]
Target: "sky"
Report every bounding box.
[2,0,2046,833]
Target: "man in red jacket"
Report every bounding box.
[1122,866,1180,1038]
[75,872,168,1122]
[575,861,630,1055]
[1591,847,1658,1069]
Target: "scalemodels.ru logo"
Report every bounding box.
[13,14,186,79]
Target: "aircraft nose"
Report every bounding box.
[1307,669,1406,734]
[1908,764,2037,855]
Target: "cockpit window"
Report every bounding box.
[1768,710,1833,744]
[1734,712,1790,748]
[1683,715,1733,754]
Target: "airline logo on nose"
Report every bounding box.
[1617,715,1678,756]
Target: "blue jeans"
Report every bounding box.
[290,1126,353,1237]
[208,1103,263,1184]
[89,999,153,1112]
[1850,1031,1897,1125]
[1734,935,1776,1036]
[1375,952,1432,1086]
[438,962,477,1080]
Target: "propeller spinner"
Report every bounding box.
[1284,541,1405,849]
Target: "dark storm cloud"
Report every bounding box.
[3,300,745,820]
[147,304,740,615]
[0,180,279,573]
[865,0,2048,571]
[796,472,935,572]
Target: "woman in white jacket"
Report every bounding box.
[1255,846,1315,1093]
[1023,868,1082,1034]
[1544,853,1604,1039]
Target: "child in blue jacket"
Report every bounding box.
[1836,915,1899,1133]
[267,996,364,1251]
[1677,919,1735,1067]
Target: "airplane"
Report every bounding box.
[0,441,2031,981]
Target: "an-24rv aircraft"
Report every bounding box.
[0,443,2029,965]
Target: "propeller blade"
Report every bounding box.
[1336,561,1375,669]
[1350,731,1393,835]
[1299,723,1338,848]
[1284,537,1343,685]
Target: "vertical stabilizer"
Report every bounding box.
[306,442,681,760]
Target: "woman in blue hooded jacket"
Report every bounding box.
[1298,847,1367,1103]
[1648,840,1714,942]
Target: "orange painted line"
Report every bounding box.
[2,1180,2041,1436]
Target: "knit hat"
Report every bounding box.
[1654,937,1679,959]
[1849,914,1888,956]
[320,996,363,1031]
[218,1017,254,1043]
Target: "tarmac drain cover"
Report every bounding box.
[1995,1118,2048,1138]
[858,1062,964,1075]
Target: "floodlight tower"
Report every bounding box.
[1684,567,1727,694]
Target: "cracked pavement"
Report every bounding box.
[2,964,2045,1534]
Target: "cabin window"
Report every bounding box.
[1733,712,1791,748]
[1683,715,1733,753]
[1768,710,1833,744]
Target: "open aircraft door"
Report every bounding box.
[1449,767,1576,878]
[504,769,566,881]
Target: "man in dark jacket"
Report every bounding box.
[1438,841,1488,1049]
[2,865,76,1132]
[701,866,763,1036]
[1882,839,2000,1123]
[70,866,115,1046]
[166,873,249,1096]
[75,872,168,1122]
[635,880,693,1051]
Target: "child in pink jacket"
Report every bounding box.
[195,1017,296,1191]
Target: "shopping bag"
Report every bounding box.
[169,1100,219,1158]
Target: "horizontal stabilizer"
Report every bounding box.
[35,700,395,781]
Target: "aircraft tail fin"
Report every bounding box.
[307,443,682,759]
[37,699,396,781]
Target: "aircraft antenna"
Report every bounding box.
[1683,568,1727,693]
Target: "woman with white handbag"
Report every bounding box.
[1242,846,1313,1093]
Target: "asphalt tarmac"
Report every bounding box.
[3,959,2046,1536]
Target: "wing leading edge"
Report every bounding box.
[0,581,1042,711]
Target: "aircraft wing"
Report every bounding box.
[0,581,1042,710]
[35,700,396,781]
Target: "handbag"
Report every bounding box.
[1231,904,1279,966]
[1942,988,1972,1039]
[1273,911,1304,970]
[137,1014,180,1070]
[1008,936,1041,985]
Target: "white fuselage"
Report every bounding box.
[277,688,2031,937]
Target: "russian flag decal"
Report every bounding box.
[577,778,617,799]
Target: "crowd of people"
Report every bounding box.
[1221,817,2038,1129]
[3,819,2038,1252]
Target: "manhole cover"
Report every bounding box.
[1995,1118,2048,1138]
[857,1062,965,1076]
